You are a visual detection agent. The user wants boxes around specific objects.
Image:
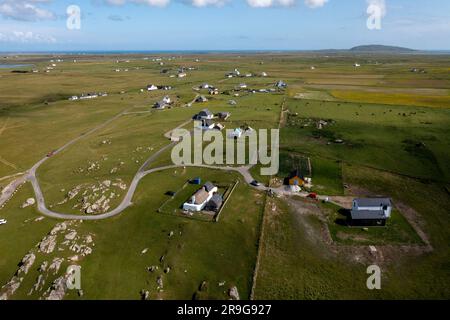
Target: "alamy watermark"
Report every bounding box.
[366,265,381,290]
[170,122,279,176]
[66,5,81,30]
[367,0,385,30]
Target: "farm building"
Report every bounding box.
[205,194,223,212]
[350,198,392,226]
[275,80,288,89]
[183,182,218,212]
[196,95,208,103]
[196,109,214,120]
[209,88,219,95]
[286,170,305,186]
[217,112,230,120]
[154,96,171,109]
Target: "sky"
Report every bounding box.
[0,0,449,51]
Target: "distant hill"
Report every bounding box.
[350,45,417,53]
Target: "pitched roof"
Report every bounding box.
[351,209,387,220]
[204,181,216,193]
[199,108,212,116]
[193,189,209,205]
[203,119,214,126]
[208,194,223,207]
[355,198,391,207]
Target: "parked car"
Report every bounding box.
[47,150,56,157]
[250,180,261,187]
[0,219,7,225]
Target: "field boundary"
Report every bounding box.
[214,179,239,222]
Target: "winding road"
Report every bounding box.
[5,106,270,221]
[2,100,336,221]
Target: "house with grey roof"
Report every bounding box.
[183,182,218,212]
[205,194,223,212]
[350,198,392,226]
[197,109,213,120]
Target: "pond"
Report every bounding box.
[0,64,33,69]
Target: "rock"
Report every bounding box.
[229,286,240,300]
[31,274,46,293]
[21,198,35,208]
[156,276,163,289]
[148,266,157,272]
[169,231,174,238]
[141,248,149,254]
[48,257,64,275]
[34,216,45,222]
[65,231,77,240]
[17,253,35,275]
[78,289,84,297]
[84,235,93,244]
[46,276,67,300]
[39,235,57,254]
[164,267,170,274]
[50,222,67,235]
[68,255,79,262]
[39,261,48,272]
[0,276,22,300]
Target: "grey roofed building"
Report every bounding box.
[204,181,216,193]
[351,210,387,220]
[198,108,213,119]
[354,198,391,207]
[196,95,208,103]
[205,194,223,212]
[217,112,230,120]
[350,198,392,226]
[275,80,288,88]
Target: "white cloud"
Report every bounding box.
[304,0,328,8]
[0,0,56,21]
[0,30,56,43]
[191,0,228,7]
[367,0,386,17]
[246,0,295,8]
[104,0,170,7]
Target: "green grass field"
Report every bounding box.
[0,52,449,300]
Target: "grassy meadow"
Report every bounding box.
[0,52,449,300]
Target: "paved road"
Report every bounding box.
[10,106,339,221]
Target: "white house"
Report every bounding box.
[354,63,361,67]
[238,83,247,89]
[162,96,171,104]
[197,109,213,120]
[178,72,187,78]
[147,84,158,91]
[183,182,218,212]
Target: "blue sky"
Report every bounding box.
[0,0,449,51]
